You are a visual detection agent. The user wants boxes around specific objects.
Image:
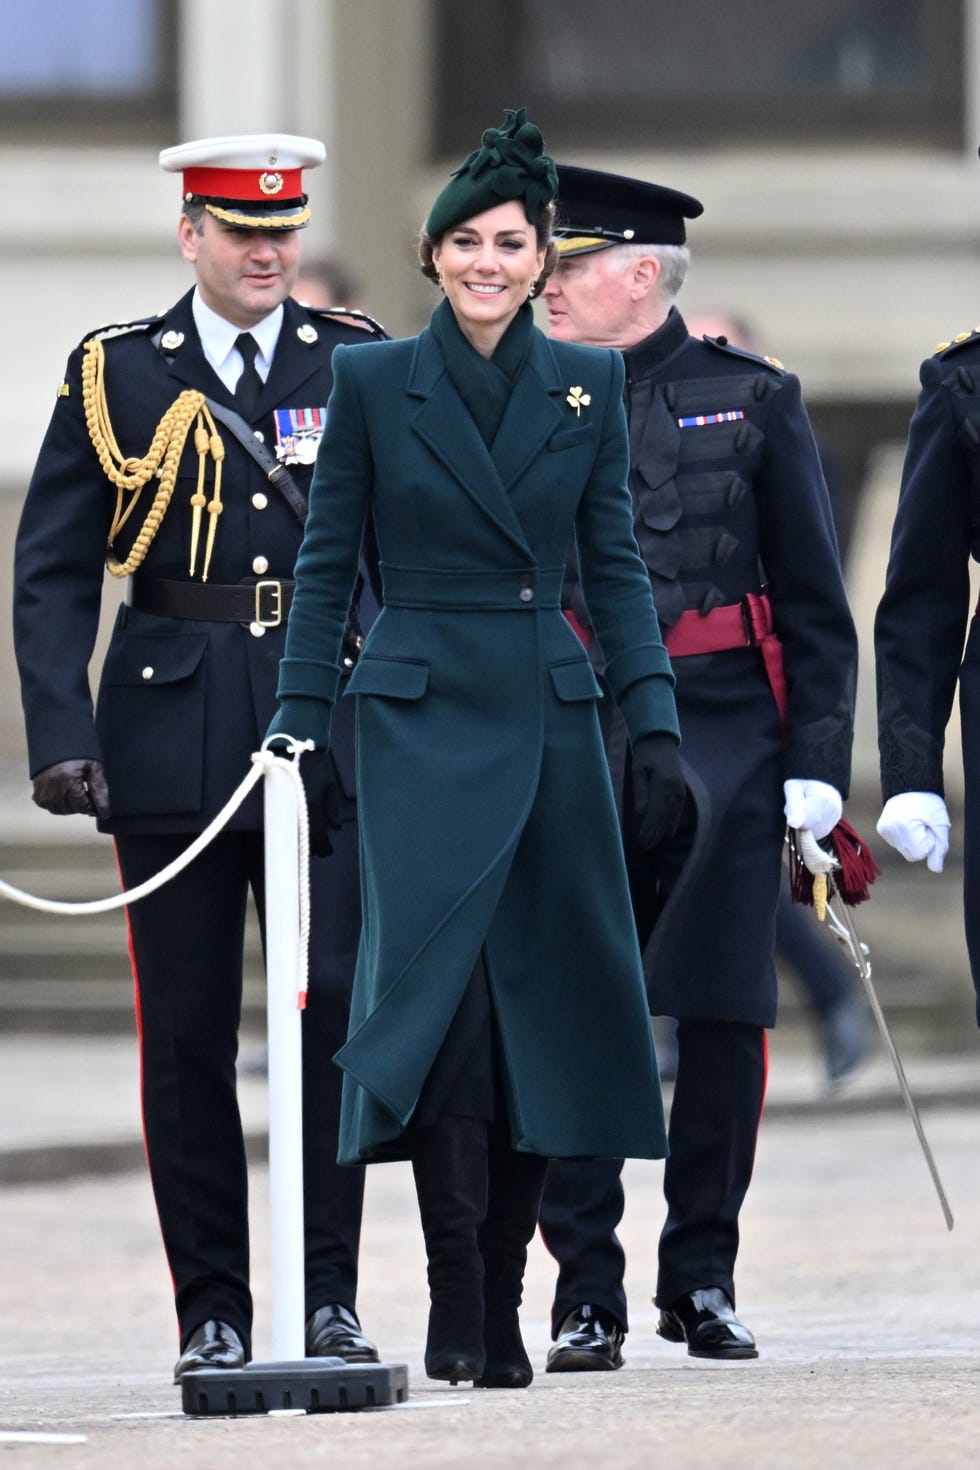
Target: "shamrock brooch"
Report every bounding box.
[566,385,591,417]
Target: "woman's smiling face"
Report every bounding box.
[431,199,546,355]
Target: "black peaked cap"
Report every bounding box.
[554,164,703,254]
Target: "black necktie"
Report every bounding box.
[234,332,263,417]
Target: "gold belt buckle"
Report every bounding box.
[255,579,283,627]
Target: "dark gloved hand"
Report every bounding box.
[32,758,111,820]
[299,748,342,858]
[631,732,686,851]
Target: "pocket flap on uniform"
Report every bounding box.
[345,655,430,699]
[549,658,603,702]
[100,634,208,688]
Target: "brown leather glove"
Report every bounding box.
[32,759,111,820]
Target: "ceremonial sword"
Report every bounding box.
[793,827,954,1232]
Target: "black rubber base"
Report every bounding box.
[180,1358,410,1416]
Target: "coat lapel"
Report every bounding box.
[408,329,532,559]
[255,296,326,415]
[155,292,326,420]
[490,329,565,491]
[153,291,230,403]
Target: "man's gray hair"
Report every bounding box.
[182,198,208,234]
[611,241,690,299]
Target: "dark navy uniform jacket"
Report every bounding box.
[568,306,857,1026]
[14,288,382,835]
[875,328,980,1011]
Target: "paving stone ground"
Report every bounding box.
[2,1088,979,1470]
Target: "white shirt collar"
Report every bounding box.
[191,289,285,388]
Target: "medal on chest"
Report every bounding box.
[274,406,327,464]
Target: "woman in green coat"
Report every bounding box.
[268,110,684,1388]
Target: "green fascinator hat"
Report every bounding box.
[425,107,558,238]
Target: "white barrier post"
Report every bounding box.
[262,751,307,1361]
[0,742,410,1411]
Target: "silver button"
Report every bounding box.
[253,430,265,443]
[519,587,534,603]
[252,492,268,510]
[141,666,154,680]
[252,555,269,575]
[249,621,266,638]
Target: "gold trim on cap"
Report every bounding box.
[556,234,616,256]
[204,201,311,228]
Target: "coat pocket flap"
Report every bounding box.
[100,634,208,688]
[345,655,430,699]
[549,658,603,702]
[548,424,592,452]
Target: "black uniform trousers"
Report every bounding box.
[538,782,768,1331]
[116,814,364,1354]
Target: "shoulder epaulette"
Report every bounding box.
[701,334,786,374]
[932,327,980,357]
[308,304,389,340]
[78,313,163,349]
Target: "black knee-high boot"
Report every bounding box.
[411,1115,488,1383]
[476,1131,548,1389]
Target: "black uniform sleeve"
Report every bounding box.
[875,354,974,800]
[754,372,858,794]
[14,346,116,775]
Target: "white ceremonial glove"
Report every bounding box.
[783,778,843,842]
[877,791,951,874]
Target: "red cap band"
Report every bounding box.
[182,165,304,201]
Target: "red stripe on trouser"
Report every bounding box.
[113,839,179,1316]
[747,1028,769,1190]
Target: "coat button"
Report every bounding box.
[252,492,268,510]
[141,666,154,680]
[519,587,534,602]
[249,622,266,638]
[252,555,269,574]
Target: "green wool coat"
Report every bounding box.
[271,322,680,1164]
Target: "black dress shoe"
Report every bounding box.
[173,1320,246,1382]
[546,1304,625,1372]
[657,1287,758,1359]
[305,1303,380,1363]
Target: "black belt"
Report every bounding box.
[129,576,293,627]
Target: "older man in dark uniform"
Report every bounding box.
[538,166,857,1367]
[14,135,385,1380]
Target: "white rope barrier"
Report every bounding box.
[1,734,319,1353]
[0,739,311,919]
